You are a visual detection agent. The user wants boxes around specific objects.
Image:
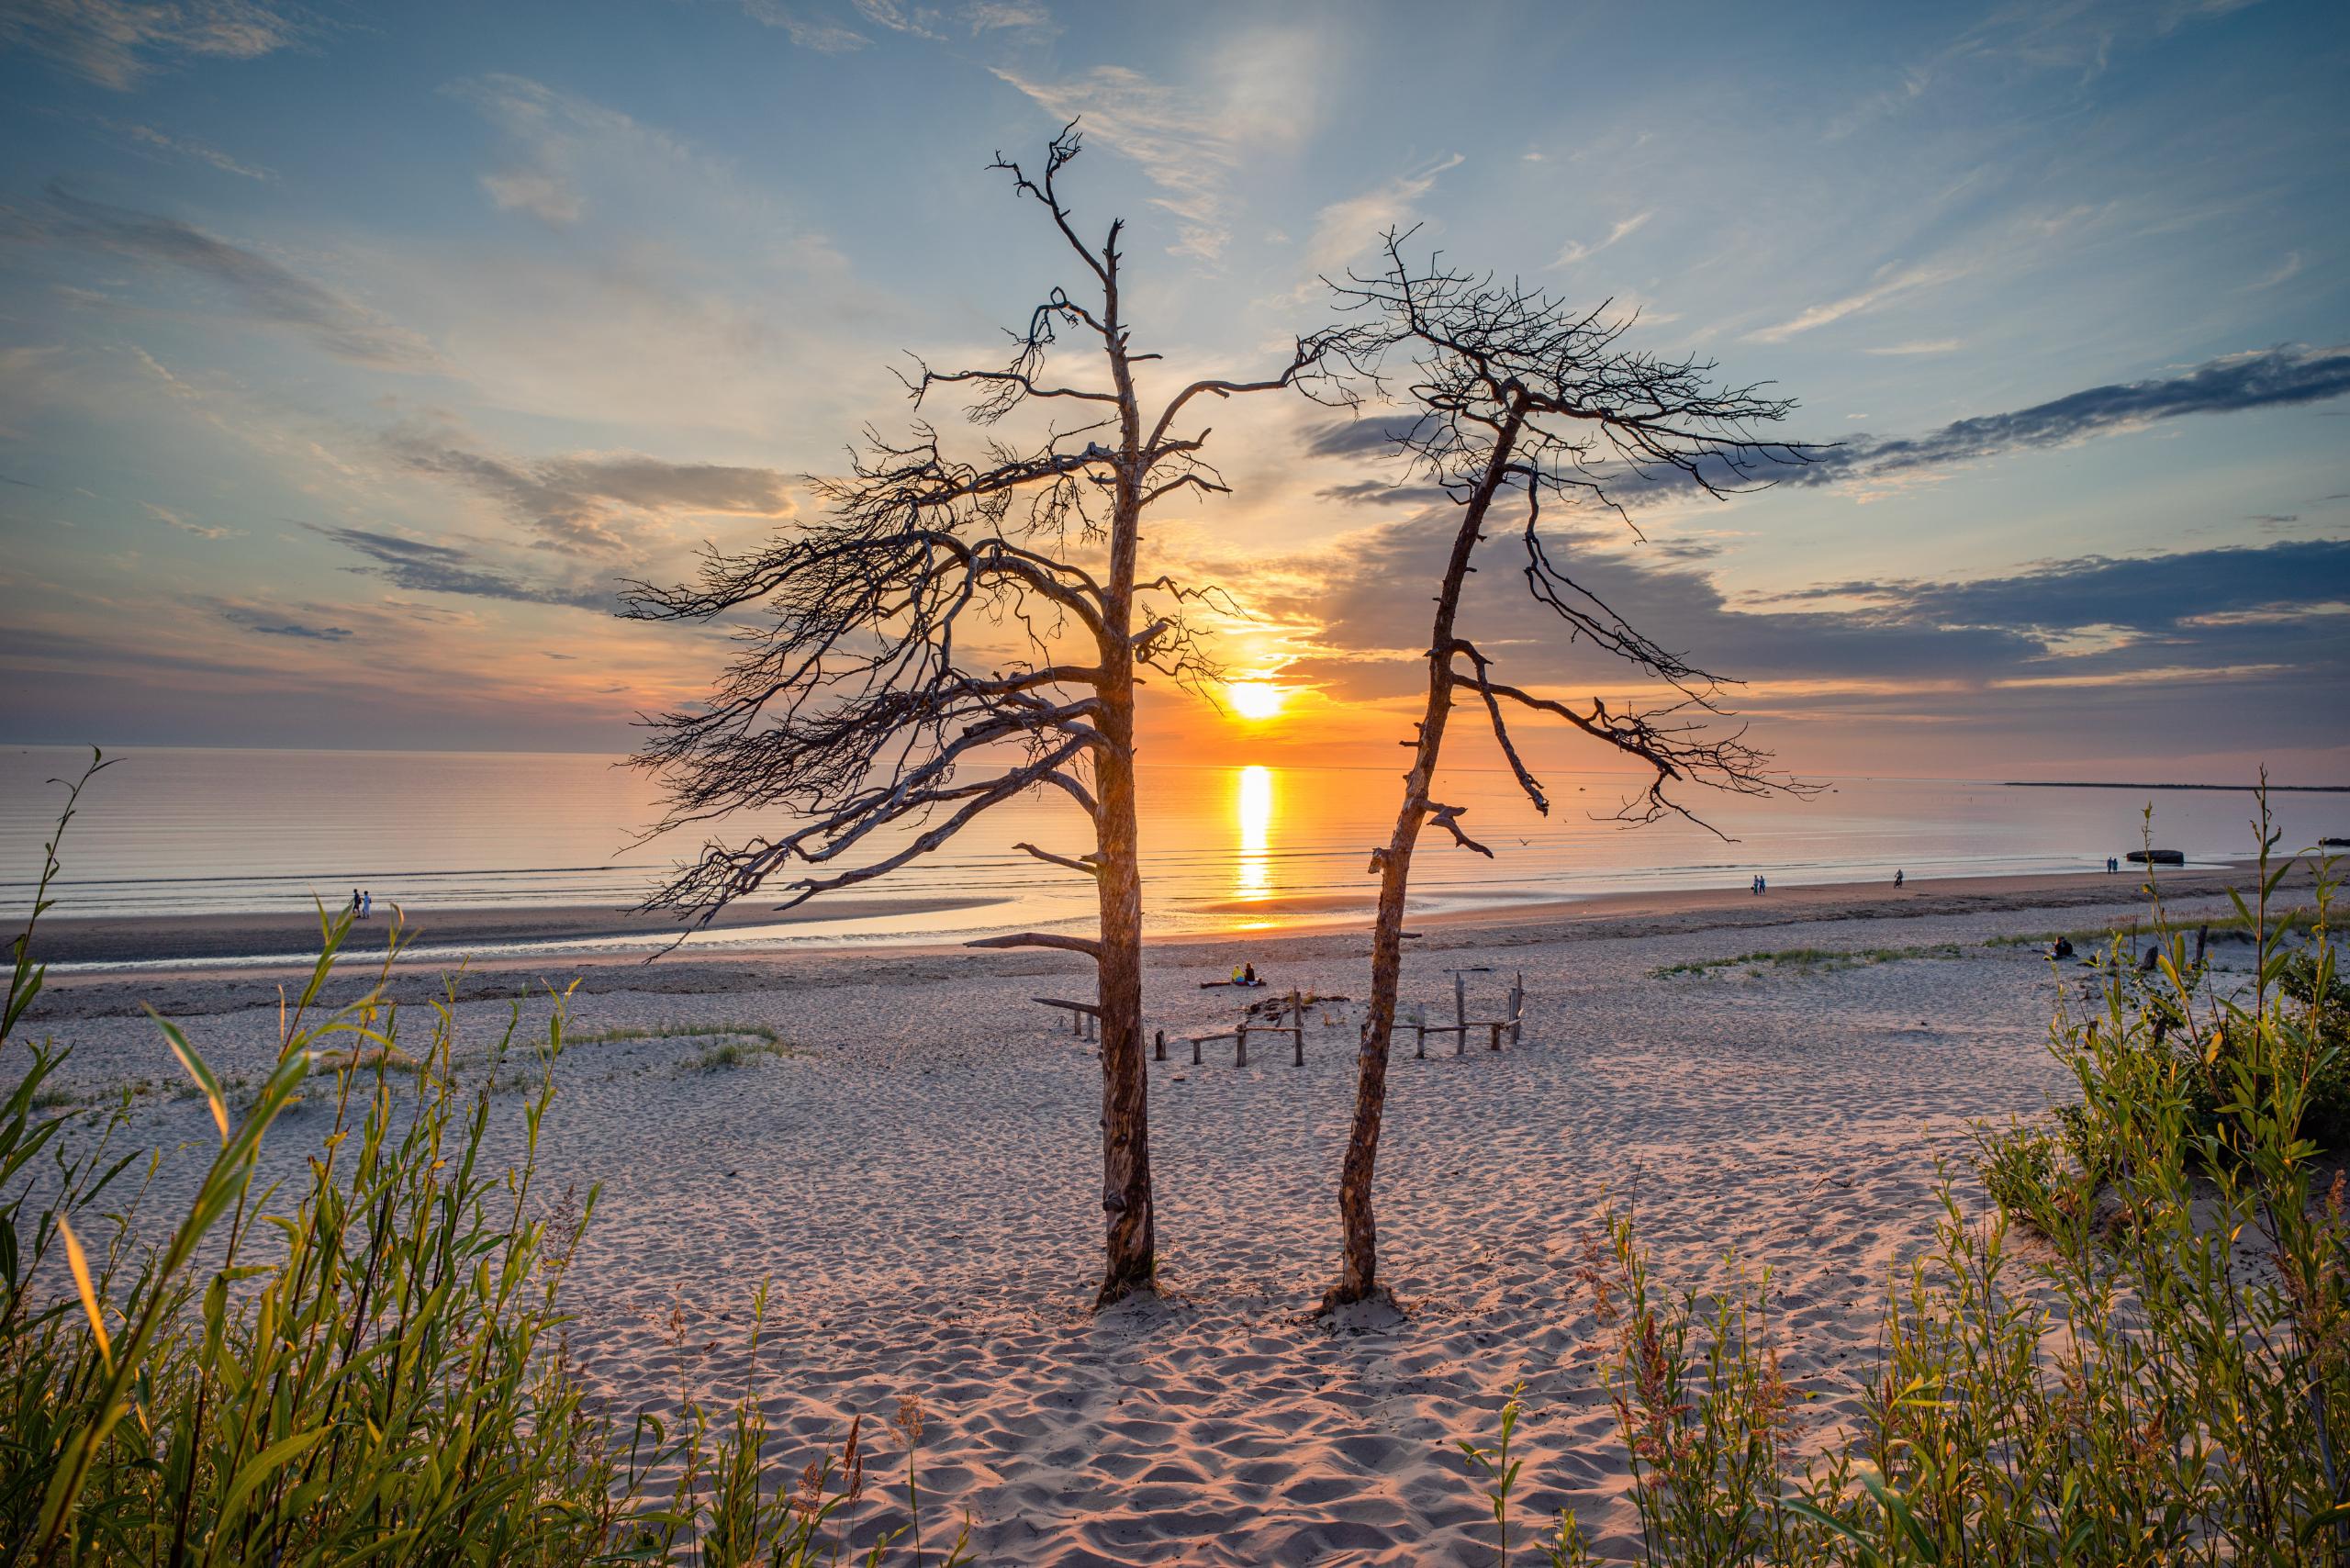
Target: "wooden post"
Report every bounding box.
[1192,1035,1203,1066]
[1293,1027,1304,1067]
[1237,1025,1248,1068]
[1453,970,1467,1037]
[1413,1003,1426,1059]
[1155,1028,1166,1062]
[1511,971,1524,1047]
[1488,1023,1502,1051]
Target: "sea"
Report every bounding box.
[2,746,2338,964]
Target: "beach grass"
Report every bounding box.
[0,756,961,1566]
[1515,800,2349,1565]
[1648,942,1970,979]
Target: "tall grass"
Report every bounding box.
[1,753,964,1565]
[1495,790,2348,1564]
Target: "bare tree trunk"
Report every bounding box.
[1327,411,1524,1308]
[1091,672,1155,1305]
[1093,277,1156,1305]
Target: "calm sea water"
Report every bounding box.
[2,746,2338,958]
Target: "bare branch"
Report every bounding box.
[1423,801,1494,857]
[966,931,1105,958]
[1013,841,1101,876]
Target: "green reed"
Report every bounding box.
[1495,786,2348,1564]
[2,752,964,1566]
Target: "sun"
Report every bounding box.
[1225,680,1287,722]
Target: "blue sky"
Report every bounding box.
[0,0,2344,778]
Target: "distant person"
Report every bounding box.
[1760,875,1768,894]
[351,888,362,918]
[361,890,372,919]
[1750,875,1760,896]
[1895,869,1905,888]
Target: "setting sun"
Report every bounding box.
[1225,681,1287,721]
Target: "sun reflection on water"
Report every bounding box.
[1236,765,1273,900]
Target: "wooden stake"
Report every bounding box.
[1237,1025,1248,1069]
[1155,1028,1166,1062]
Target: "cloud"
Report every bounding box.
[2245,251,2304,291]
[1276,517,2350,739]
[992,43,1319,263]
[448,74,700,228]
[1304,153,1465,277]
[0,0,301,89]
[961,0,1052,32]
[307,524,621,610]
[1864,339,1963,356]
[850,0,948,40]
[384,430,798,552]
[144,501,236,540]
[38,186,439,370]
[216,604,354,641]
[1815,345,2350,484]
[739,4,870,50]
[97,119,274,180]
[1747,261,1970,343]
[1549,209,1654,270]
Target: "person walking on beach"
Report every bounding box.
[361,890,372,919]
[1895,868,1905,888]
[352,888,362,918]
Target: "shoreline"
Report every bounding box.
[24,860,2304,1011]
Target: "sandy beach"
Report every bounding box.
[17,862,2318,1563]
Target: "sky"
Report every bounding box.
[0,0,2344,783]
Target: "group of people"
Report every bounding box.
[2104,856,2121,873]
[1749,874,1769,895]
[349,888,374,920]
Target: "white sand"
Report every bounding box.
[23,876,2271,1564]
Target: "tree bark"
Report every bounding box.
[1091,674,1154,1305]
[1091,250,1156,1307]
[1326,407,1524,1309]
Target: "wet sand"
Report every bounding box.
[30,892,1011,966]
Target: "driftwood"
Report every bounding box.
[1034,996,1101,1041]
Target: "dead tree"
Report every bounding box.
[621,125,1347,1308]
[1320,233,1822,1309]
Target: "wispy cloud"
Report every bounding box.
[384,427,799,553]
[1549,209,1654,270]
[307,524,621,610]
[1301,153,1464,279]
[215,602,354,641]
[39,185,439,370]
[97,118,274,180]
[144,501,237,540]
[0,0,302,89]
[738,3,870,51]
[1864,338,1963,356]
[448,73,699,228]
[992,39,1320,262]
[1814,345,2350,483]
[2244,250,2304,291]
[1746,261,1969,343]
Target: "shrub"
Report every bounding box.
[1483,792,2350,1564]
